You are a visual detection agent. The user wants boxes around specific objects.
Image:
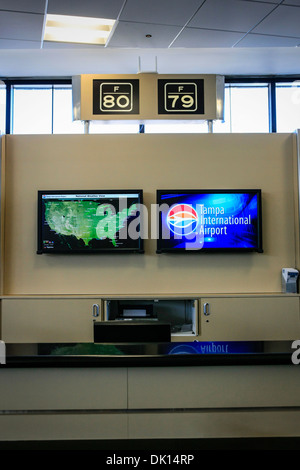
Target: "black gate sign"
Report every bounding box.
[158,79,204,115]
[93,79,139,115]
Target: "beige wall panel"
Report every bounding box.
[199,296,300,341]
[128,410,300,439]
[1,298,101,342]
[3,133,296,295]
[0,414,127,441]
[1,409,300,441]
[128,365,300,409]
[0,368,127,410]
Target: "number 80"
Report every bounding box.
[103,95,130,108]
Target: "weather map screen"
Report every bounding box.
[156,189,263,253]
[37,190,144,254]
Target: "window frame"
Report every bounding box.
[3,78,72,135]
[225,76,300,133]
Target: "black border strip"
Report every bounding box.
[3,352,292,368]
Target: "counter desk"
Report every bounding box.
[1,341,300,445]
[3,340,296,367]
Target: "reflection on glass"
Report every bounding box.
[212,86,231,133]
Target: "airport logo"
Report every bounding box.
[167,204,199,237]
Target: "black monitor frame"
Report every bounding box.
[156,189,263,254]
[37,189,144,254]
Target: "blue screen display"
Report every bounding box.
[157,190,262,252]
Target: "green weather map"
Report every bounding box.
[44,199,138,248]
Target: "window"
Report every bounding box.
[53,85,84,134]
[145,121,209,133]
[2,77,300,135]
[12,85,53,134]
[214,83,270,133]
[9,83,139,135]
[0,82,5,135]
[276,81,300,133]
[89,121,139,134]
[10,82,84,135]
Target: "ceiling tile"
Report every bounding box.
[47,0,125,19]
[171,27,245,47]
[239,0,281,3]
[235,32,300,47]
[119,0,204,26]
[282,0,300,5]
[0,38,41,48]
[0,11,44,41]
[108,21,182,48]
[253,5,300,37]
[188,0,277,32]
[0,0,47,14]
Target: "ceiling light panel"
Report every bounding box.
[43,14,116,45]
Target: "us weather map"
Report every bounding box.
[43,200,137,249]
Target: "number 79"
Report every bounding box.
[168,94,194,108]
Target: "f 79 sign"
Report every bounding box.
[158,79,204,115]
[93,79,139,115]
[165,82,196,112]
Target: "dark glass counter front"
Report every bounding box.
[1,340,297,368]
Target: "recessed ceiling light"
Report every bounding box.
[43,14,116,46]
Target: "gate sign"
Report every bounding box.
[93,79,139,115]
[72,74,224,122]
[158,79,204,115]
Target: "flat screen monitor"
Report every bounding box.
[37,189,144,254]
[156,189,263,253]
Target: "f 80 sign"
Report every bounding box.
[93,79,140,115]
